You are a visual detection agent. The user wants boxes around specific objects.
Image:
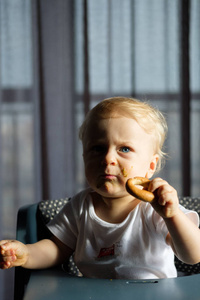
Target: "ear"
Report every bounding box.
[145,154,159,179]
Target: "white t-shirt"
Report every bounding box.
[47,188,199,279]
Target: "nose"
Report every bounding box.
[101,148,117,166]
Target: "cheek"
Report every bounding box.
[84,165,93,186]
[83,157,97,181]
[120,166,133,178]
[120,159,150,178]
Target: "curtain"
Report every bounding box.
[0,1,200,299]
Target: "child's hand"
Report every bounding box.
[149,178,179,219]
[0,240,29,269]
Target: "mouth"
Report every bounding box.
[100,174,117,180]
[96,174,118,189]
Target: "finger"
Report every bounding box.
[0,241,15,255]
[149,178,175,201]
[0,241,22,263]
[0,240,12,249]
[0,251,17,269]
[0,261,11,269]
[0,259,17,270]
[1,253,17,263]
[148,178,168,193]
[0,246,16,261]
[157,186,173,206]
[158,184,178,205]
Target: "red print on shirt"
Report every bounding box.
[97,244,115,258]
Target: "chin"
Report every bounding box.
[94,182,124,198]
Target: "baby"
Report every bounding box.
[0,97,200,279]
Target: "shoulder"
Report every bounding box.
[70,187,93,205]
[47,188,93,229]
[178,204,199,227]
[66,187,93,215]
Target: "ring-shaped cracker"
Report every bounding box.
[126,177,155,203]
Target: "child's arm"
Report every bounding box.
[0,237,73,270]
[149,178,200,265]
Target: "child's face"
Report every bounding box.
[82,117,158,199]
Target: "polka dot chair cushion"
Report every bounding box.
[39,198,70,223]
[38,196,200,277]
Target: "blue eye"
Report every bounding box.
[120,147,130,153]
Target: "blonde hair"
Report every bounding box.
[79,97,168,172]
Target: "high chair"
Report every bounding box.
[14,196,200,300]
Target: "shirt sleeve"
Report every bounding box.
[47,198,79,249]
[179,204,199,227]
[145,203,199,240]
